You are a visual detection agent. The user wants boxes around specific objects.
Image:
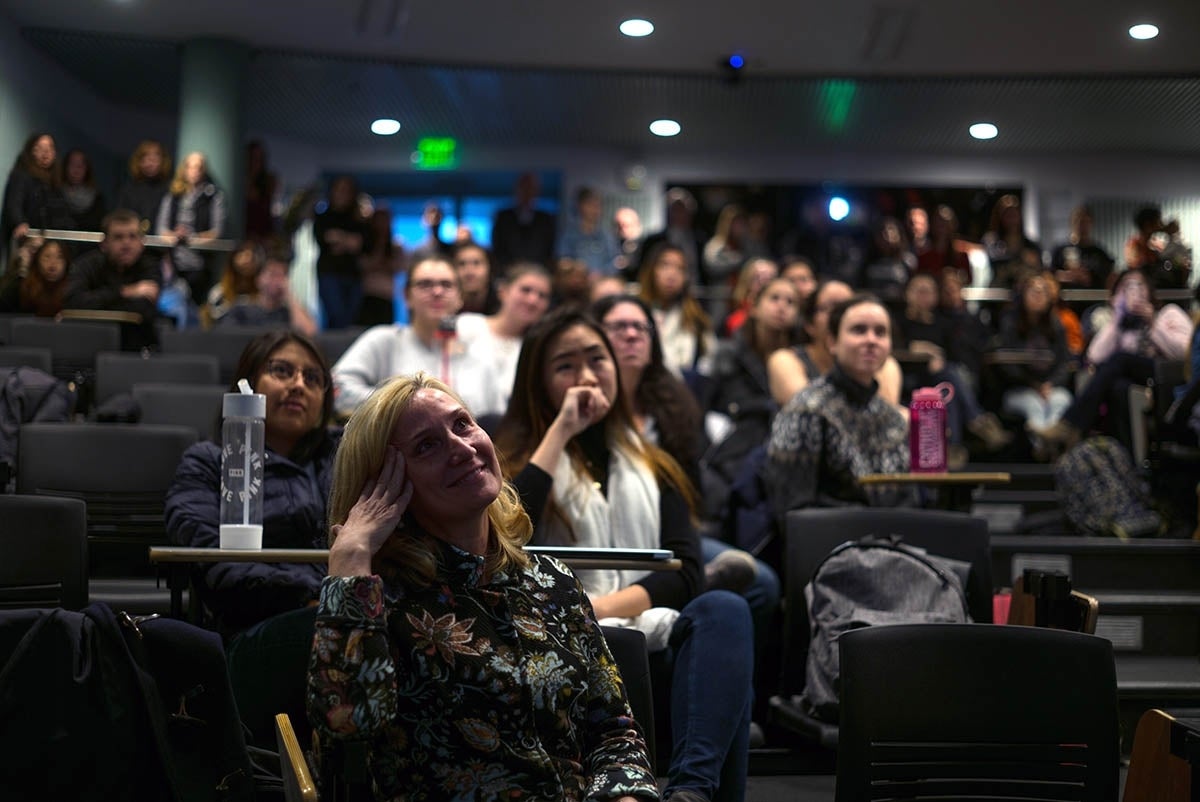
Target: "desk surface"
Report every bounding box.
[858,471,1012,486]
[149,546,682,572]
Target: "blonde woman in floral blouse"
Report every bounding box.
[308,373,657,802]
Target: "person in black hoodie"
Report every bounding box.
[115,139,171,232]
[2,132,70,249]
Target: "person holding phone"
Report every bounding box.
[331,256,505,420]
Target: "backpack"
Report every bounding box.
[803,536,970,721]
[0,366,76,490]
[1054,436,1163,539]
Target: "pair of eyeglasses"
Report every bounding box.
[602,320,654,337]
[411,279,456,293]
[264,359,327,390]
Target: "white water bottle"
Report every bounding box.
[219,382,266,549]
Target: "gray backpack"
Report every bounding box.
[803,536,971,721]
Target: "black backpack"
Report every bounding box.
[803,537,971,721]
[1054,436,1163,539]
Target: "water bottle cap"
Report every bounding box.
[223,392,266,418]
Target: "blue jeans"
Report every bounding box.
[653,590,754,802]
[318,273,363,331]
[701,537,781,681]
[227,606,317,747]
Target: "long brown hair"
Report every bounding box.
[494,307,697,539]
[19,240,70,316]
[638,243,711,357]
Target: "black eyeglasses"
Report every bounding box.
[602,320,654,337]
[264,359,327,390]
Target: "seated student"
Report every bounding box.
[896,273,1010,461]
[309,373,658,801]
[165,330,336,745]
[455,261,553,413]
[0,239,69,316]
[331,256,505,419]
[993,272,1074,444]
[638,243,717,380]
[204,240,263,325]
[453,240,500,315]
[765,293,918,520]
[212,250,317,336]
[767,279,905,408]
[1038,268,1191,456]
[495,307,754,802]
[63,208,161,350]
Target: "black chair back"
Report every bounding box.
[132,383,226,441]
[0,495,88,610]
[94,352,221,405]
[836,623,1119,802]
[0,346,52,373]
[601,625,657,772]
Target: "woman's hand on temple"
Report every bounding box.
[328,446,413,576]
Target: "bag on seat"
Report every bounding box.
[802,536,970,721]
[1054,435,1163,539]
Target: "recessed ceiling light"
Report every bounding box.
[969,122,998,140]
[1129,23,1159,40]
[619,18,654,37]
[649,119,681,137]
[371,118,401,136]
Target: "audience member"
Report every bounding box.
[779,256,818,308]
[156,151,228,306]
[332,257,504,419]
[495,307,754,802]
[0,239,70,316]
[313,175,369,329]
[638,243,716,380]
[357,208,402,327]
[205,240,264,326]
[906,206,930,263]
[743,211,774,262]
[214,252,317,336]
[1038,268,1191,455]
[993,273,1074,443]
[613,206,644,280]
[1047,274,1084,356]
[2,132,69,246]
[639,187,707,288]
[310,373,657,801]
[1124,206,1164,272]
[1050,205,1114,291]
[766,279,905,408]
[722,257,778,336]
[453,241,499,315]
[115,140,171,231]
[243,140,278,241]
[916,204,973,284]
[409,200,453,263]
[457,261,552,413]
[64,209,161,350]
[490,172,556,270]
[59,148,107,235]
[556,187,621,278]
[167,330,335,745]
[938,269,989,380]
[551,256,593,308]
[860,216,915,308]
[984,194,1041,289]
[896,273,1011,459]
[703,204,748,288]
[765,293,918,520]
[590,274,627,301]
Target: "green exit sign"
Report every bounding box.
[412,137,458,170]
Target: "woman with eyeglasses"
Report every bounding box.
[331,256,505,420]
[165,330,337,747]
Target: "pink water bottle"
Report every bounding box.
[909,382,955,473]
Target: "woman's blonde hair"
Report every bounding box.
[328,372,531,588]
[170,151,207,195]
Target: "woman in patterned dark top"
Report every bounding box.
[765,293,918,524]
[308,373,657,802]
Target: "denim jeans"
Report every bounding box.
[701,537,781,697]
[227,605,317,747]
[653,589,754,802]
[318,273,363,331]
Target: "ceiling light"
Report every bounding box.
[370,118,401,136]
[969,122,998,140]
[1128,23,1159,40]
[649,119,681,137]
[828,197,850,222]
[619,18,654,37]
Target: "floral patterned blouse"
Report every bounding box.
[307,541,659,802]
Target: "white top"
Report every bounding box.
[331,321,506,417]
[455,313,523,410]
[654,305,715,378]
